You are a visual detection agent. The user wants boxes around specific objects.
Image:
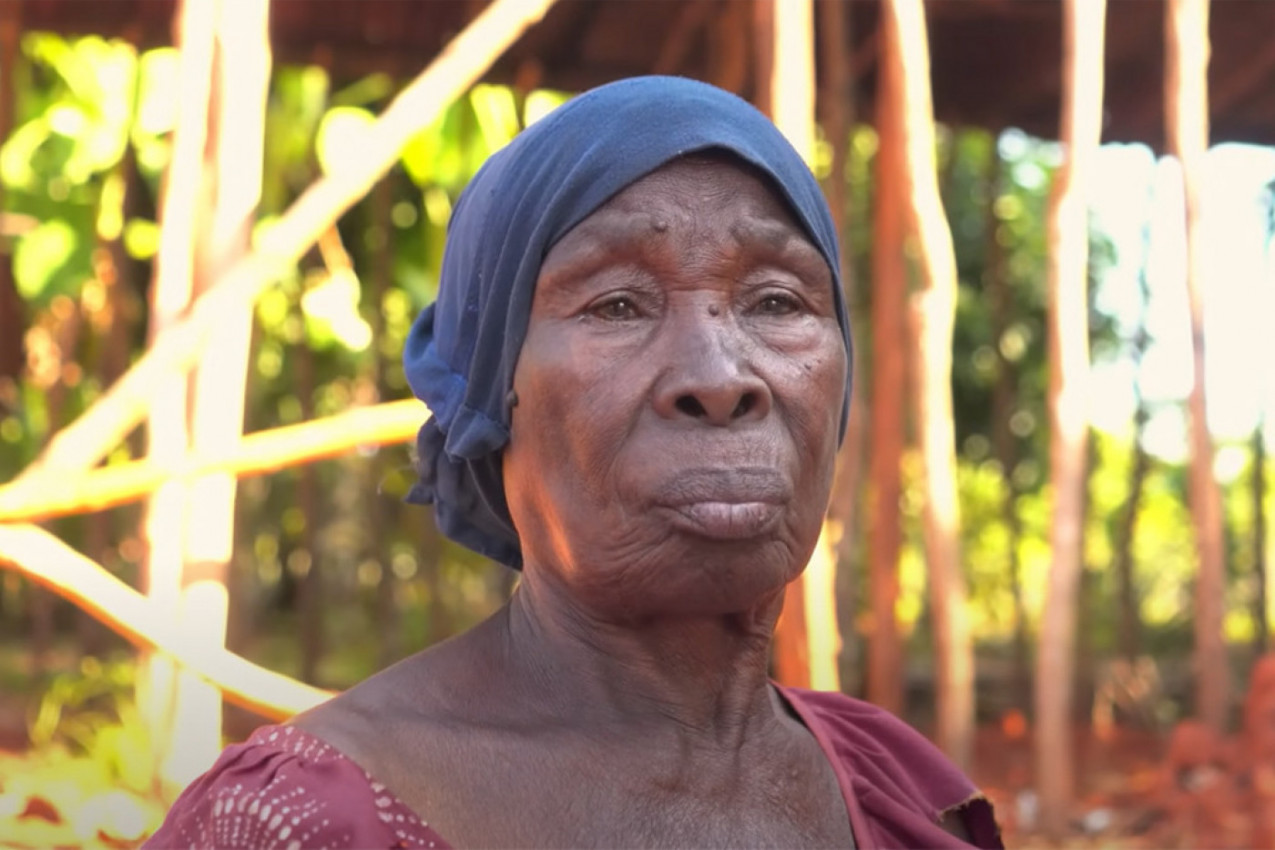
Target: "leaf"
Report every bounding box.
[122,218,159,261]
[315,106,376,177]
[469,84,520,154]
[1,119,52,189]
[523,89,571,127]
[13,218,79,302]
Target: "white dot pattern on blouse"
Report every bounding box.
[162,725,440,849]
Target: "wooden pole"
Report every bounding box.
[160,0,274,791]
[1035,0,1106,835]
[819,0,866,691]
[0,3,21,387]
[370,178,402,668]
[770,0,815,168]
[0,400,429,523]
[137,0,217,787]
[0,524,332,719]
[883,0,974,769]
[10,0,560,487]
[987,151,1032,710]
[763,0,839,692]
[1166,0,1229,734]
[1256,419,1268,654]
[867,0,907,716]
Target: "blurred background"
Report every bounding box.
[0,0,1272,847]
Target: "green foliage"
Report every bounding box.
[27,656,157,796]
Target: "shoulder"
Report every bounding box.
[144,725,446,850]
[778,687,1003,849]
[781,687,971,796]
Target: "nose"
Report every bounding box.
[652,313,773,427]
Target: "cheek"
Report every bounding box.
[510,333,639,503]
[772,329,847,454]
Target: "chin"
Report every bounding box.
[596,536,802,620]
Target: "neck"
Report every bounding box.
[493,568,788,749]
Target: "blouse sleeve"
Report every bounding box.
[144,725,448,850]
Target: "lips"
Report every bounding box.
[653,468,791,540]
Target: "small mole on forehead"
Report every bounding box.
[707,304,720,316]
[651,218,668,233]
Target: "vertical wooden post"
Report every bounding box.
[867,0,907,717]
[1035,0,1106,835]
[987,151,1032,710]
[0,2,21,387]
[770,0,815,167]
[764,0,839,693]
[819,0,867,693]
[1256,420,1268,655]
[0,0,22,637]
[140,0,216,791]
[165,0,273,789]
[296,327,324,683]
[883,0,974,769]
[371,179,402,668]
[1166,0,1229,734]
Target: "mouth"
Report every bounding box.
[667,500,784,540]
[654,467,790,541]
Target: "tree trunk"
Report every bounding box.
[1115,214,1155,667]
[29,302,84,671]
[1115,408,1150,665]
[866,0,907,716]
[761,0,838,692]
[0,4,20,389]
[296,331,324,685]
[1256,420,1268,655]
[819,0,867,693]
[79,150,140,658]
[371,178,402,670]
[1035,0,1106,836]
[0,1,25,652]
[1166,0,1230,733]
[881,0,973,768]
[986,151,1030,712]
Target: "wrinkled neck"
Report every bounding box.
[496,568,788,749]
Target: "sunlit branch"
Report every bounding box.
[0,524,333,720]
[0,399,429,524]
[10,0,558,487]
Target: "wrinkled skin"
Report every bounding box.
[505,154,846,622]
[296,157,860,849]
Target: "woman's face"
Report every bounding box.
[503,156,847,619]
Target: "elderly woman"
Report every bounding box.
[148,77,1001,850]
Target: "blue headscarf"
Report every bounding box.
[403,76,852,569]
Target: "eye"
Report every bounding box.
[588,295,641,321]
[756,293,802,316]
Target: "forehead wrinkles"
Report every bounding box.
[539,208,668,281]
[543,161,817,277]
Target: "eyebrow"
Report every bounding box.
[728,216,829,274]
[538,211,657,284]
[539,208,831,293]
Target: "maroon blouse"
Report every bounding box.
[145,686,1001,849]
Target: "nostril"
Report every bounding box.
[675,395,707,418]
[731,393,756,419]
